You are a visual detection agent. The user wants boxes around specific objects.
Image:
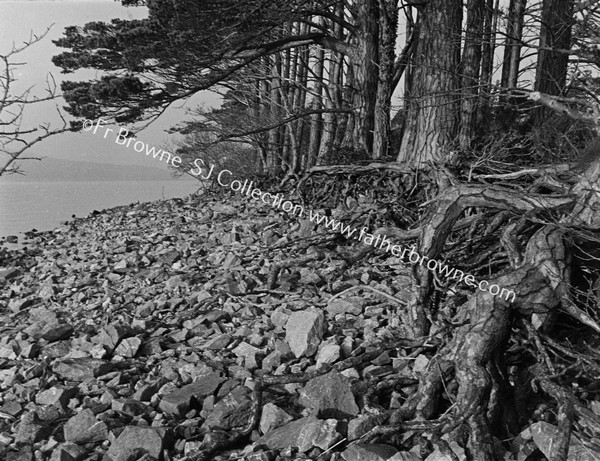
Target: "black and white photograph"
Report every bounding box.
[1,0,600,460]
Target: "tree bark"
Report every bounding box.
[352,0,380,156]
[459,0,485,150]
[478,0,499,126]
[533,0,574,124]
[500,0,526,90]
[397,0,463,166]
[307,19,326,168]
[373,0,398,160]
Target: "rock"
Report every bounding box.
[341,444,398,461]
[529,421,600,461]
[387,452,423,461]
[133,378,166,402]
[93,324,134,351]
[159,372,224,417]
[6,446,33,461]
[158,249,180,266]
[42,324,74,342]
[52,358,114,381]
[259,403,294,434]
[299,371,359,419]
[316,341,340,368]
[0,366,18,387]
[232,342,262,369]
[111,399,148,416]
[363,365,394,379]
[270,307,291,328]
[63,409,108,444]
[326,297,365,316]
[1,400,22,417]
[257,416,341,453]
[205,334,232,350]
[348,415,385,441]
[261,350,282,372]
[35,386,77,409]
[6,235,18,244]
[14,412,51,445]
[0,344,17,359]
[413,354,429,374]
[205,386,253,430]
[0,267,21,280]
[424,441,465,461]
[48,443,88,461]
[285,309,326,358]
[113,336,142,358]
[106,426,165,461]
[8,297,34,314]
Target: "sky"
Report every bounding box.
[0,0,221,169]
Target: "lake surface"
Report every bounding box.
[0,180,199,237]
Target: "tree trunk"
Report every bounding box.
[459,0,485,150]
[533,0,574,124]
[500,0,526,89]
[397,0,463,166]
[307,26,325,168]
[478,0,499,126]
[351,0,379,156]
[373,0,398,160]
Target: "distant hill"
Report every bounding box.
[2,158,193,182]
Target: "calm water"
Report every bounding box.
[0,180,199,237]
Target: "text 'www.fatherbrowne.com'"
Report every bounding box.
[83,118,516,302]
[191,162,516,303]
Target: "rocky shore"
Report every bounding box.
[0,192,572,461]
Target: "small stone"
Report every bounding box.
[184,441,203,456]
[159,373,224,417]
[0,267,21,280]
[270,307,291,328]
[63,409,108,444]
[285,309,326,358]
[205,386,253,430]
[529,421,600,461]
[133,379,166,402]
[111,399,148,416]
[1,400,22,416]
[52,358,113,381]
[93,324,134,351]
[35,386,77,409]
[316,342,340,368]
[232,342,262,369]
[113,337,142,358]
[14,412,51,445]
[42,324,74,342]
[261,350,282,372]
[363,365,394,379]
[106,426,166,461]
[299,371,359,419]
[205,334,232,350]
[6,446,33,461]
[348,415,386,441]
[371,351,391,366]
[259,403,294,434]
[341,444,398,461]
[9,297,34,314]
[158,249,180,265]
[48,442,88,461]
[0,344,17,359]
[413,354,429,374]
[257,416,341,453]
[326,297,365,316]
